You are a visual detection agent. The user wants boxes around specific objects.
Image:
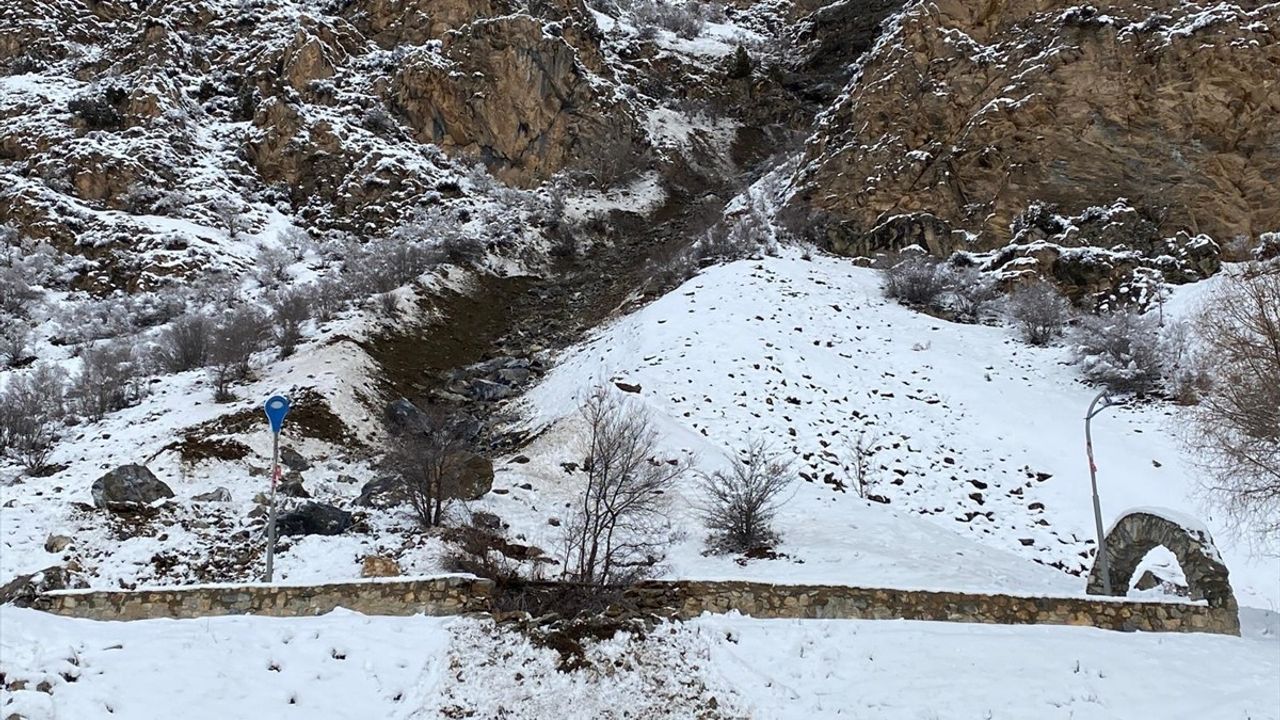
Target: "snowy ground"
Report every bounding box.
[5,249,1276,614]
[3,606,1277,719]
[484,250,1280,608]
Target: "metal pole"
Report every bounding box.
[1085,391,1112,595]
[264,431,279,583]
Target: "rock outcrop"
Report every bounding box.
[91,465,174,510]
[793,0,1280,253]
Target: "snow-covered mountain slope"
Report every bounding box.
[483,249,1279,607]
[4,606,1277,719]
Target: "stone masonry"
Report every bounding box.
[31,575,493,621]
[624,581,1239,635]
[27,576,1237,635]
[1086,509,1238,635]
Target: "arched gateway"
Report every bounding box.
[1086,508,1239,632]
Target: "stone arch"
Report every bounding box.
[1086,509,1237,613]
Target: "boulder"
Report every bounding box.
[276,502,354,536]
[356,476,403,508]
[452,452,494,501]
[279,446,310,472]
[44,535,71,554]
[360,555,402,578]
[279,472,311,498]
[91,465,174,510]
[386,397,429,432]
[1,566,84,607]
[193,487,232,503]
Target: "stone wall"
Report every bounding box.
[29,577,1237,635]
[624,581,1240,635]
[31,575,493,621]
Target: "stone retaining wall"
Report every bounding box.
[29,577,1238,635]
[624,581,1240,635]
[31,576,494,621]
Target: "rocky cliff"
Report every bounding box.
[790,0,1280,257]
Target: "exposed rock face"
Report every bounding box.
[794,0,1280,252]
[393,16,641,186]
[453,452,496,501]
[91,465,174,510]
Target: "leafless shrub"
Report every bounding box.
[269,288,311,358]
[1008,280,1071,345]
[254,244,293,288]
[950,268,1000,323]
[0,363,67,474]
[697,439,794,553]
[1185,265,1280,539]
[69,339,146,422]
[561,388,685,587]
[1157,321,1210,404]
[376,291,399,319]
[845,427,881,499]
[211,197,244,239]
[307,279,345,324]
[882,255,953,309]
[629,0,705,39]
[1072,309,1162,393]
[278,227,313,262]
[381,407,472,528]
[1,317,31,367]
[208,307,267,402]
[0,268,39,317]
[154,313,213,373]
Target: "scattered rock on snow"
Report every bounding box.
[360,555,402,578]
[1,566,84,607]
[279,446,311,472]
[44,535,71,553]
[91,465,174,510]
[277,502,354,536]
[193,487,232,503]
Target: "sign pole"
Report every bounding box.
[265,430,279,582]
[1085,391,1113,595]
[263,395,291,583]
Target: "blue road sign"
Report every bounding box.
[264,395,290,434]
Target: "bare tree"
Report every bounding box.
[69,339,145,422]
[208,307,266,402]
[0,317,30,366]
[0,363,66,474]
[845,426,881,499]
[211,197,244,239]
[1008,279,1071,345]
[1185,265,1280,539]
[562,389,685,586]
[154,313,213,373]
[269,288,310,358]
[381,407,471,528]
[697,439,794,553]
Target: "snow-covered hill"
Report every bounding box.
[483,249,1279,608]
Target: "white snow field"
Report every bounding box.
[2,606,1277,719]
[487,250,1280,608]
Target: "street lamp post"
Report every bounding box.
[1085,390,1114,595]
[263,395,291,583]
